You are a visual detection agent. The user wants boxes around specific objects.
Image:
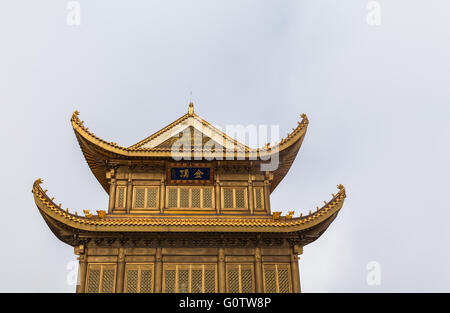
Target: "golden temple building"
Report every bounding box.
[32,103,346,293]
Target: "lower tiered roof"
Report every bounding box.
[32,179,346,242]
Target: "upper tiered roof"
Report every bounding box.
[71,103,309,193]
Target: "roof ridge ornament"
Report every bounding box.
[188,102,194,115]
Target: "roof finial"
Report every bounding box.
[188,101,194,115]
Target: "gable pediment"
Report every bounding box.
[132,115,248,152]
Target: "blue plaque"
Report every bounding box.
[167,163,214,185]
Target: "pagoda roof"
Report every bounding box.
[71,105,308,193]
[32,178,346,246]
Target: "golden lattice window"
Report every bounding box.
[126,269,138,293]
[191,188,201,208]
[168,188,178,208]
[133,187,159,209]
[102,269,115,293]
[227,266,240,292]
[166,187,215,209]
[235,189,245,209]
[163,264,217,293]
[147,188,158,208]
[178,268,189,292]
[263,266,276,293]
[86,269,100,293]
[140,269,153,293]
[180,188,190,208]
[278,267,290,293]
[202,188,213,208]
[135,188,145,208]
[241,267,253,292]
[254,187,264,209]
[222,188,248,210]
[164,269,176,293]
[86,264,116,293]
[116,187,126,208]
[125,264,154,293]
[223,189,234,209]
[204,266,216,292]
[263,264,291,293]
[226,264,254,293]
[191,269,203,293]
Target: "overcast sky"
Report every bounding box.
[1,0,449,292]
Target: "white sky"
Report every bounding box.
[0,0,449,292]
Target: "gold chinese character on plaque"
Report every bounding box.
[194,169,204,179]
[180,169,189,178]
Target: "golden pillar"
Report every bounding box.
[108,178,116,213]
[75,245,87,293]
[291,245,302,293]
[264,179,271,214]
[154,248,163,293]
[116,248,125,293]
[248,177,254,214]
[254,247,263,292]
[159,178,165,213]
[218,248,226,292]
[215,179,221,214]
[126,174,132,213]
